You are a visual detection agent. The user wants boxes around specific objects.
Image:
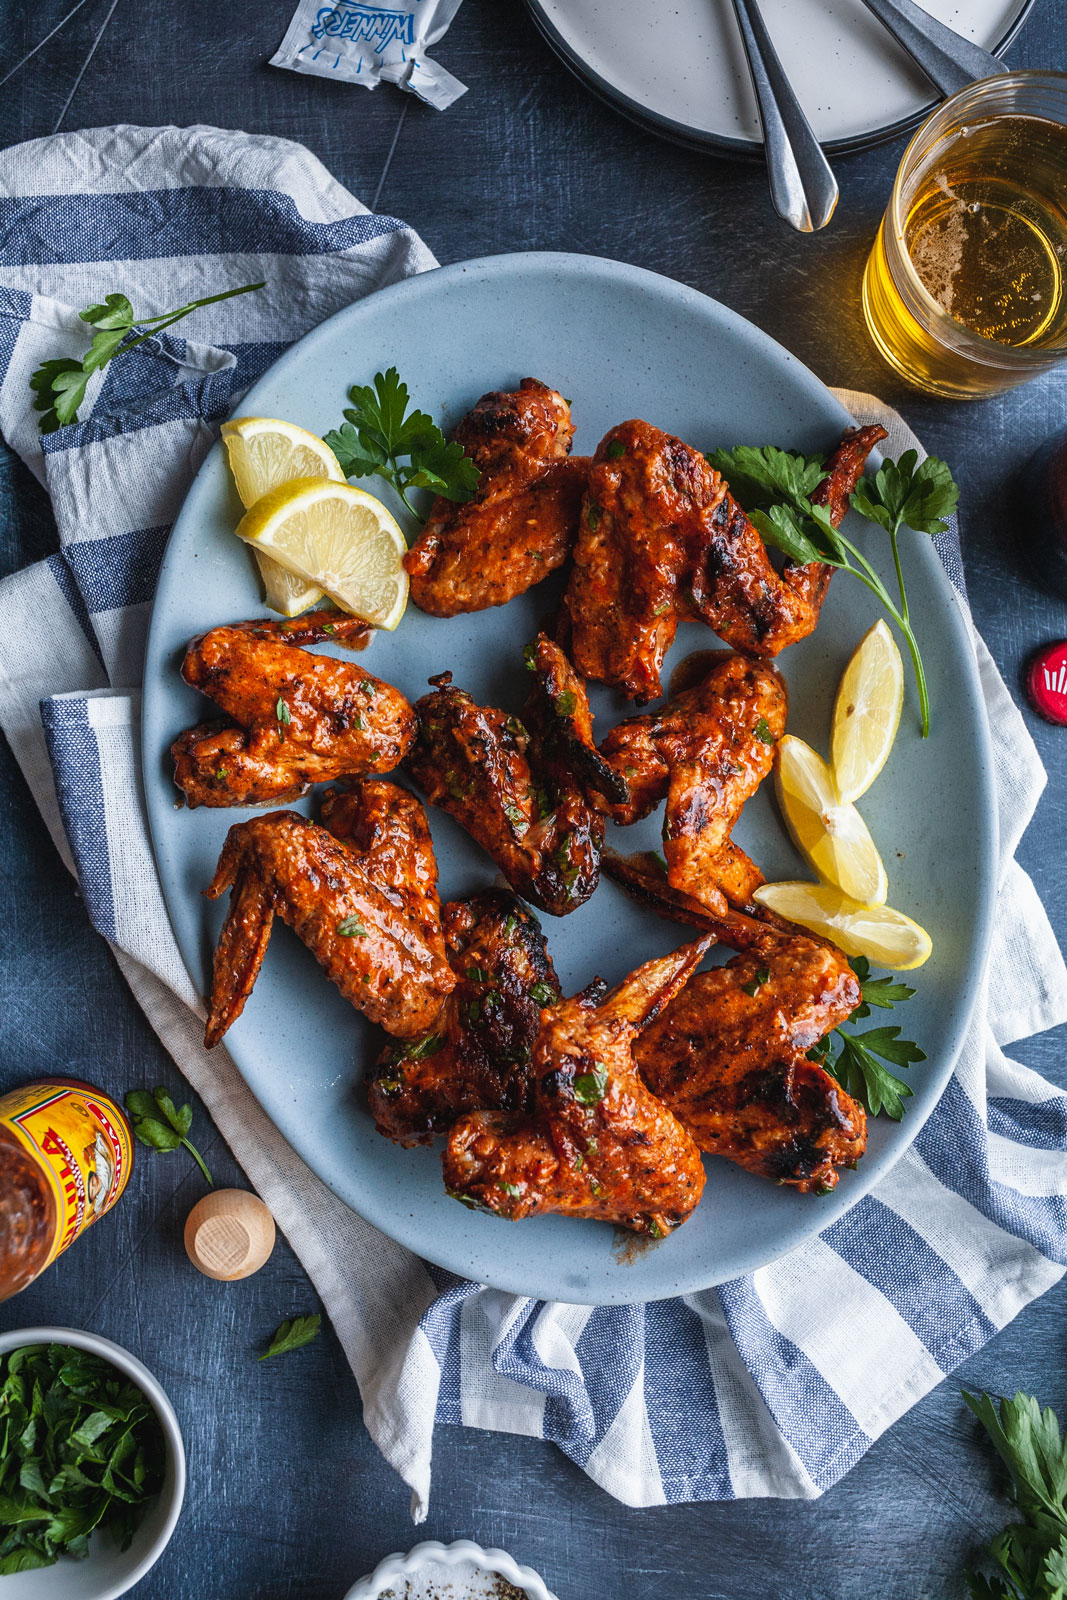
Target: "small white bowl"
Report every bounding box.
[0,1326,186,1600]
[344,1538,560,1600]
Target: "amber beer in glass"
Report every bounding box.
[863,72,1067,399]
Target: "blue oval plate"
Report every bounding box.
[143,253,995,1304]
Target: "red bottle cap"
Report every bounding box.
[1028,642,1067,725]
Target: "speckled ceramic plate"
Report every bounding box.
[525,0,1034,156]
[143,253,995,1305]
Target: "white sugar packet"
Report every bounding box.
[271,0,468,109]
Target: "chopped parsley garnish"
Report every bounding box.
[573,1069,609,1106]
[742,967,770,997]
[336,915,368,938]
[606,439,626,459]
[0,1342,166,1569]
[754,716,775,745]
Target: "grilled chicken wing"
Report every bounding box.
[405,641,610,916]
[368,891,561,1146]
[173,613,414,808]
[606,854,867,1192]
[597,651,787,913]
[443,937,712,1236]
[565,420,702,702]
[202,784,454,1048]
[404,379,588,616]
[684,424,887,655]
[564,421,886,700]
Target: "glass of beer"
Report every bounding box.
[863,71,1067,399]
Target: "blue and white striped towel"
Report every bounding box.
[2,124,1066,1518]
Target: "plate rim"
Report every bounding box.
[522,0,1036,158]
[143,249,998,1303]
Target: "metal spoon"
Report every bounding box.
[731,0,839,232]
[858,0,1005,97]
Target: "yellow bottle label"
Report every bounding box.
[0,1084,133,1269]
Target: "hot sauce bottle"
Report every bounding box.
[0,1080,134,1301]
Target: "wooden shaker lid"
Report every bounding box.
[184,1189,276,1280]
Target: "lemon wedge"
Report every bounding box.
[221,418,346,616]
[236,478,408,630]
[774,734,888,905]
[830,620,905,805]
[753,882,932,970]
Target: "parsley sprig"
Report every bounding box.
[324,367,480,520]
[808,955,926,1121]
[124,1086,213,1187]
[30,282,265,434]
[708,444,960,737]
[964,1389,1067,1599]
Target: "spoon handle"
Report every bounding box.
[859,0,1004,97]
[731,0,839,233]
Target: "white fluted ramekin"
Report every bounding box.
[343,1538,559,1599]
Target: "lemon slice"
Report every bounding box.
[753,881,933,970]
[236,478,408,630]
[775,734,888,905]
[222,418,346,617]
[830,620,905,805]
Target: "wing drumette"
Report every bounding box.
[172,612,414,808]
[368,891,561,1146]
[203,783,453,1048]
[606,855,867,1193]
[442,936,712,1237]
[404,379,588,616]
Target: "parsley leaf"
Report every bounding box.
[29,282,264,433]
[851,449,958,539]
[964,1390,1067,1600]
[742,967,771,997]
[336,915,367,938]
[714,438,959,737]
[124,1086,213,1186]
[708,444,827,509]
[808,960,925,1122]
[259,1314,321,1361]
[847,956,916,1017]
[827,1029,923,1120]
[324,367,479,520]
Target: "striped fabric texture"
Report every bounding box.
[1,125,1066,1518]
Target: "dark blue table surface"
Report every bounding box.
[2,4,1067,1597]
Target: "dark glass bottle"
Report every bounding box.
[1021,427,1067,599]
